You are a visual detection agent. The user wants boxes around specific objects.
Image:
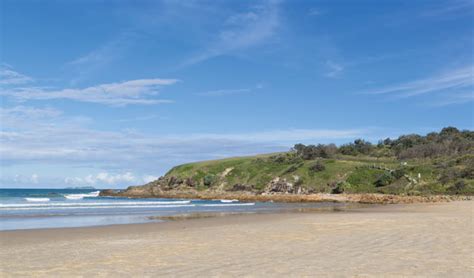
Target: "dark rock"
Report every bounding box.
[167,176,183,186]
[99,189,120,196]
[229,183,254,191]
[185,178,196,187]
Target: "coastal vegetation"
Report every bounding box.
[111,127,474,197]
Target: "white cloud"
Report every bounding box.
[325,60,344,78]
[65,172,137,186]
[1,78,179,106]
[0,66,34,85]
[196,83,264,97]
[69,33,135,67]
[31,174,39,184]
[308,8,323,16]
[421,0,473,18]
[0,105,62,120]
[429,91,474,107]
[0,125,367,168]
[143,175,159,183]
[0,105,367,170]
[12,174,39,184]
[65,172,159,186]
[362,65,473,98]
[182,0,281,66]
[1,104,369,186]
[67,31,139,84]
[197,88,251,97]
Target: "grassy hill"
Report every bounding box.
[122,127,473,196]
[163,152,474,195]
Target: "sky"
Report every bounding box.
[0,0,473,188]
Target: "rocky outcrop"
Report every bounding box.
[263,177,310,194]
[98,167,472,204]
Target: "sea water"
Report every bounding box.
[0,188,344,231]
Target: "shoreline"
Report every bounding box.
[101,190,472,204]
[1,200,472,276]
[0,201,369,232]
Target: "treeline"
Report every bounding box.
[293,127,474,160]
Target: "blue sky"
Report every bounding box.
[1,0,473,188]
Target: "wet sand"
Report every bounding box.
[1,201,473,277]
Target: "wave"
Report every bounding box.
[24,198,50,202]
[220,199,239,203]
[64,191,100,200]
[1,204,196,211]
[0,200,191,208]
[0,201,254,210]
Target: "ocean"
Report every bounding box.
[0,188,344,231]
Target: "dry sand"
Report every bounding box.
[1,201,473,277]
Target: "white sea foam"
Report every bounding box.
[24,198,50,202]
[2,204,197,210]
[220,199,239,203]
[64,191,100,200]
[0,200,191,208]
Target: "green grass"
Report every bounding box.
[160,151,474,195]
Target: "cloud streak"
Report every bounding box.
[362,65,473,100]
[182,0,281,67]
[2,77,179,106]
[1,105,368,176]
[325,60,344,78]
[197,88,251,97]
[0,65,34,85]
[421,0,474,18]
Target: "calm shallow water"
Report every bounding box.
[0,188,346,231]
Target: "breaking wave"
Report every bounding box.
[63,191,100,200]
[220,199,239,203]
[24,198,50,202]
[2,204,196,211]
[0,200,192,208]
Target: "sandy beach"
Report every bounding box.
[1,201,473,277]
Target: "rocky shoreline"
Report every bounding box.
[100,171,472,205]
[100,188,471,204]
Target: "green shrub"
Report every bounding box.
[203,174,215,186]
[374,172,394,187]
[392,169,406,179]
[309,161,326,173]
[331,181,350,194]
[448,180,467,195]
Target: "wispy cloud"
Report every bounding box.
[62,172,160,187]
[0,105,368,172]
[67,31,139,84]
[308,8,324,17]
[10,174,39,184]
[2,77,179,106]
[0,103,373,186]
[64,172,150,186]
[64,172,160,186]
[182,0,281,67]
[69,33,135,66]
[115,115,164,123]
[429,91,474,107]
[362,65,473,99]
[421,0,473,18]
[0,106,63,129]
[197,88,252,97]
[0,65,34,85]
[196,83,264,97]
[325,60,344,78]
